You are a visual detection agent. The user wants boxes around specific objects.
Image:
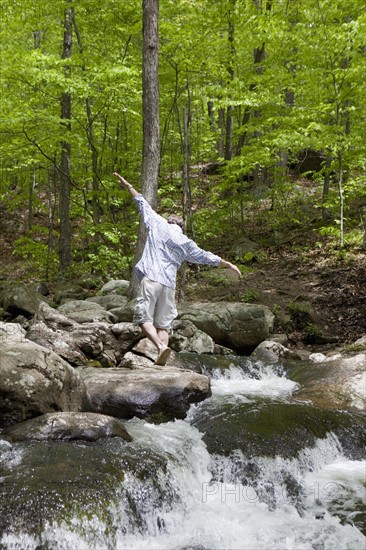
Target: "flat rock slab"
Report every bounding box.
[289,352,366,411]
[2,412,132,442]
[57,300,117,324]
[80,365,211,422]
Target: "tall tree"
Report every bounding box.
[129,0,160,298]
[58,1,73,272]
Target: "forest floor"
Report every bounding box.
[185,247,366,350]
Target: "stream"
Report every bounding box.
[1,355,365,549]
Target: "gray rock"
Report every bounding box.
[77,274,102,290]
[112,322,140,341]
[80,365,211,421]
[100,280,130,295]
[269,333,289,346]
[0,337,86,427]
[2,412,132,442]
[12,314,31,329]
[0,283,45,317]
[58,300,117,324]
[353,335,366,346]
[86,294,128,311]
[27,303,124,368]
[0,321,26,343]
[213,344,236,356]
[132,337,158,361]
[177,302,274,349]
[53,282,87,304]
[231,237,259,259]
[290,351,366,411]
[252,340,302,363]
[170,319,215,354]
[309,352,327,363]
[118,351,155,369]
[109,299,136,322]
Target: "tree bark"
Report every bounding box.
[224,1,236,161]
[128,0,160,299]
[58,3,73,272]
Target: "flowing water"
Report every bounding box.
[1,356,365,550]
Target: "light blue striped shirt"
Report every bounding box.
[134,194,221,289]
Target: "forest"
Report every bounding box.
[1,4,366,546]
[1,0,365,299]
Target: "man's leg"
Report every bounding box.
[140,322,167,351]
[140,322,171,366]
[157,328,169,347]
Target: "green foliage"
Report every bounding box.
[1,0,365,279]
[239,289,260,303]
[13,235,58,280]
[304,323,323,342]
[286,301,313,330]
[85,248,131,279]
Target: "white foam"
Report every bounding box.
[210,364,298,400]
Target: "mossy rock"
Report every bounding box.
[192,400,366,460]
[0,437,171,538]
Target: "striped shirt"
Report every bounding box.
[134,194,221,289]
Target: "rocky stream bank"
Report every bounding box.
[0,278,365,442]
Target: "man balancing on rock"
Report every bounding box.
[113,172,241,366]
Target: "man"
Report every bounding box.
[113,172,241,366]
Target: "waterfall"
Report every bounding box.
[1,360,365,550]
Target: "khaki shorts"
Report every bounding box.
[134,277,177,332]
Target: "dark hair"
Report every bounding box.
[167,214,184,229]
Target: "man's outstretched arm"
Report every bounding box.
[113,172,139,198]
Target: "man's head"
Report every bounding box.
[167,214,184,229]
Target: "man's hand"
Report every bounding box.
[220,260,242,279]
[113,172,132,190]
[112,172,139,197]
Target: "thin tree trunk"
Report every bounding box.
[28,170,35,231]
[337,149,344,247]
[72,14,101,228]
[58,2,73,272]
[322,154,332,222]
[177,106,192,304]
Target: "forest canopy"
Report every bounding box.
[1,0,365,279]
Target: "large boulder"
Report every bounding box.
[57,300,117,324]
[53,281,87,304]
[0,324,86,427]
[288,351,366,411]
[170,319,215,354]
[80,365,211,422]
[177,302,274,349]
[2,412,132,442]
[109,299,136,322]
[0,283,46,317]
[100,279,130,295]
[27,302,125,368]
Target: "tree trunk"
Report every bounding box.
[28,170,35,231]
[177,106,193,304]
[58,3,73,272]
[224,1,235,161]
[72,13,101,228]
[337,149,344,247]
[128,0,160,299]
